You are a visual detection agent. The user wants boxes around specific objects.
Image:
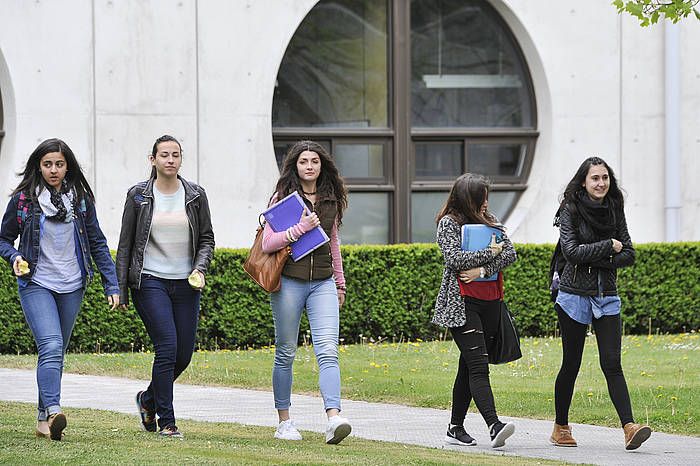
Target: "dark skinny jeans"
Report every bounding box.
[133,275,200,430]
[554,304,634,427]
[449,297,501,428]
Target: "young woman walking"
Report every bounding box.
[550,156,651,450]
[0,138,120,440]
[433,173,517,448]
[116,135,214,438]
[261,140,351,444]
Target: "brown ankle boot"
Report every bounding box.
[550,423,577,447]
[623,423,651,450]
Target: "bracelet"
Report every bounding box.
[336,285,347,291]
[286,228,298,243]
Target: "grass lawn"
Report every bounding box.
[0,334,697,435]
[0,401,566,466]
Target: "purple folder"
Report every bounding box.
[262,192,330,262]
[460,224,503,282]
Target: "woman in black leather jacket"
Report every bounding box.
[116,135,214,438]
[549,157,651,451]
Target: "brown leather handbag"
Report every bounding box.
[243,218,289,292]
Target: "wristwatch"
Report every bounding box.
[479,267,485,279]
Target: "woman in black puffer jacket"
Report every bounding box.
[549,157,651,451]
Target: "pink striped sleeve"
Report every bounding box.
[261,222,290,253]
[329,218,346,292]
[261,193,286,253]
[260,192,306,253]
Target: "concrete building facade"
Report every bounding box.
[0,0,698,247]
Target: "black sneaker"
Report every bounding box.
[445,424,477,446]
[47,413,67,441]
[159,424,183,439]
[489,421,515,448]
[136,391,157,432]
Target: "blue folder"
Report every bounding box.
[461,224,503,282]
[262,192,330,262]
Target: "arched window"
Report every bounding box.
[273,0,536,244]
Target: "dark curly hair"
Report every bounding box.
[274,140,348,225]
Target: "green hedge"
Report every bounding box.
[1,243,698,354]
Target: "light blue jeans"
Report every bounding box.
[18,282,84,421]
[271,275,341,411]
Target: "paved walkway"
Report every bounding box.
[1,368,698,465]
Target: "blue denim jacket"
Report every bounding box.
[0,192,119,296]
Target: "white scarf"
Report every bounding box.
[36,186,74,223]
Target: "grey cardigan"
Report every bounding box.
[432,215,517,328]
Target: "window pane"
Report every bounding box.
[411,0,534,127]
[342,192,389,244]
[273,0,388,128]
[488,191,517,221]
[334,143,384,178]
[411,192,448,242]
[415,142,462,178]
[468,143,525,177]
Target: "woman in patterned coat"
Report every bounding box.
[433,173,517,448]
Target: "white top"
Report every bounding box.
[142,182,192,279]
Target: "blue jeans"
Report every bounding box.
[270,276,341,411]
[132,275,200,430]
[18,282,84,421]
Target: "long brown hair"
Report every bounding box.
[554,156,625,226]
[274,140,348,225]
[436,173,499,227]
[12,138,95,204]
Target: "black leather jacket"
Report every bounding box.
[116,176,215,305]
[558,202,634,296]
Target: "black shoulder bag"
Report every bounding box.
[488,301,522,365]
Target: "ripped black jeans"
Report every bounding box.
[449,297,501,427]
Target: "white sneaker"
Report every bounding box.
[274,419,302,441]
[325,415,351,444]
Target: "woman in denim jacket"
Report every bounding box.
[0,138,119,440]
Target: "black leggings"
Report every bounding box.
[554,304,634,427]
[449,297,501,428]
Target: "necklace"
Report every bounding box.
[302,190,317,195]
